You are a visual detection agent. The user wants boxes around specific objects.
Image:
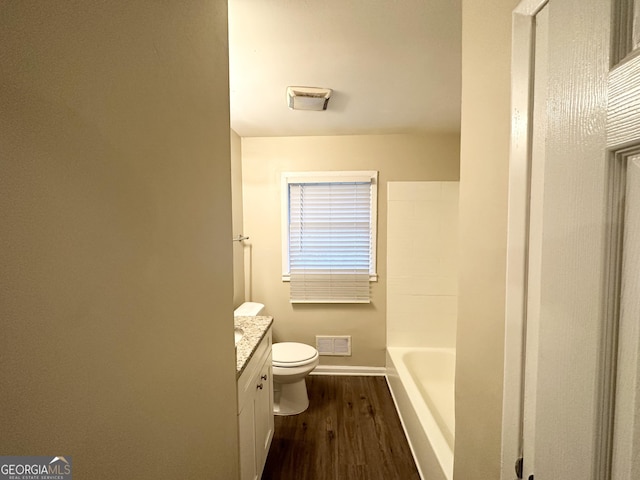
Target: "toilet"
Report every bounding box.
[272,342,319,416]
[234,302,319,415]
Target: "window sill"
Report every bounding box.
[282,274,378,282]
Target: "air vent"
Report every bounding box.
[316,335,351,356]
[287,86,332,111]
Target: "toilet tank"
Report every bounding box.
[234,302,265,316]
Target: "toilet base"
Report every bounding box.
[273,378,310,416]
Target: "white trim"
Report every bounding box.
[513,0,548,15]
[281,171,374,184]
[290,299,371,304]
[280,170,379,279]
[310,365,386,376]
[501,1,547,479]
[281,273,379,282]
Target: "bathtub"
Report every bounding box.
[386,347,455,480]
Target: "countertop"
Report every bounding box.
[235,315,273,378]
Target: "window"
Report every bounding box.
[281,171,378,303]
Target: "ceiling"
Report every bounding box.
[228,0,461,138]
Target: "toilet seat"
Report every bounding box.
[273,342,319,367]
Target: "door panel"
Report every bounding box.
[522,0,611,478]
[607,5,640,479]
[612,155,640,479]
[607,58,640,150]
[520,0,640,477]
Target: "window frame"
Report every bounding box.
[281,170,378,282]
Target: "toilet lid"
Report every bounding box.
[272,342,318,367]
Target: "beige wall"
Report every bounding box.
[387,181,459,348]
[0,3,238,479]
[242,134,459,367]
[455,0,519,478]
[231,130,246,307]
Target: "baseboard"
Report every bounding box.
[310,365,386,376]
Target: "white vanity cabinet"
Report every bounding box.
[237,328,274,480]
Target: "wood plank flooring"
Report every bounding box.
[261,375,420,480]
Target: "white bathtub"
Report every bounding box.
[386,347,455,480]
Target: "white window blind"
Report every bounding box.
[283,172,377,303]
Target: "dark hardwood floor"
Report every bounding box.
[261,375,421,480]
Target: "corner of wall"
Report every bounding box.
[455,1,519,479]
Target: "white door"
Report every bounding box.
[510,0,640,478]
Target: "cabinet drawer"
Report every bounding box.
[237,328,272,411]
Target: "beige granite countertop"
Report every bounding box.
[235,315,273,378]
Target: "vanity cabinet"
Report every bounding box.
[238,328,273,480]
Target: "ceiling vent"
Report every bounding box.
[287,86,332,111]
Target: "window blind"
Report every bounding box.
[288,181,372,303]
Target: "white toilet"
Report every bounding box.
[272,342,319,416]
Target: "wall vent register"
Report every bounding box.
[316,335,352,356]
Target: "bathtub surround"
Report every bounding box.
[386,181,459,480]
[241,134,460,368]
[387,181,459,349]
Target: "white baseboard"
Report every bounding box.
[310,365,386,376]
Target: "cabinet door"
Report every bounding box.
[254,352,274,478]
[238,400,256,480]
